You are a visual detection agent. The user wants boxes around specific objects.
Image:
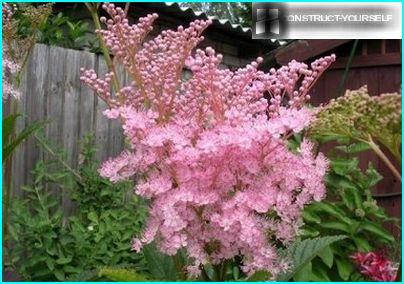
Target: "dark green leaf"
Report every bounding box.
[302,210,321,224]
[3,120,48,163]
[45,258,55,271]
[319,221,351,233]
[142,243,178,280]
[247,270,269,281]
[87,211,98,224]
[335,257,354,281]
[317,246,333,268]
[310,202,352,225]
[353,236,372,252]
[2,113,21,143]
[54,269,65,281]
[311,268,331,281]
[56,256,72,265]
[360,221,395,243]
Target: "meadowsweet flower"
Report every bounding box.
[81,3,334,278]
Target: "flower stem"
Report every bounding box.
[367,136,401,182]
[85,3,120,93]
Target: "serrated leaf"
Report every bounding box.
[317,246,333,268]
[277,235,346,281]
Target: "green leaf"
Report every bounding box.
[56,256,72,265]
[330,158,359,176]
[64,265,82,274]
[353,236,372,252]
[3,120,48,163]
[365,164,383,188]
[2,113,21,143]
[99,267,149,281]
[293,261,312,282]
[45,258,55,271]
[247,270,269,281]
[277,235,346,281]
[232,266,240,280]
[360,221,395,243]
[336,142,370,154]
[54,269,65,281]
[310,202,352,225]
[142,243,178,280]
[317,246,333,268]
[87,211,98,224]
[320,221,351,233]
[311,265,331,281]
[302,210,321,224]
[335,257,354,281]
[314,133,350,144]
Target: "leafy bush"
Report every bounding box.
[37,12,90,50]
[13,4,91,50]
[299,146,399,281]
[5,134,147,281]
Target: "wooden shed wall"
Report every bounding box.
[310,60,401,236]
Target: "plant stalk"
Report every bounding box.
[367,136,401,182]
[85,3,120,93]
[34,133,83,184]
[338,39,359,96]
[3,99,18,239]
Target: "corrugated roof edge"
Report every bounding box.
[163,2,286,46]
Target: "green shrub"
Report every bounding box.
[5,134,147,281]
[299,145,399,281]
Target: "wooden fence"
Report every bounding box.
[3,44,128,212]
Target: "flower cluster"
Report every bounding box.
[351,251,398,281]
[81,3,334,278]
[310,86,402,161]
[2,3,53,100]
[2,3,20,100]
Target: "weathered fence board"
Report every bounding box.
[5,44,124,209]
